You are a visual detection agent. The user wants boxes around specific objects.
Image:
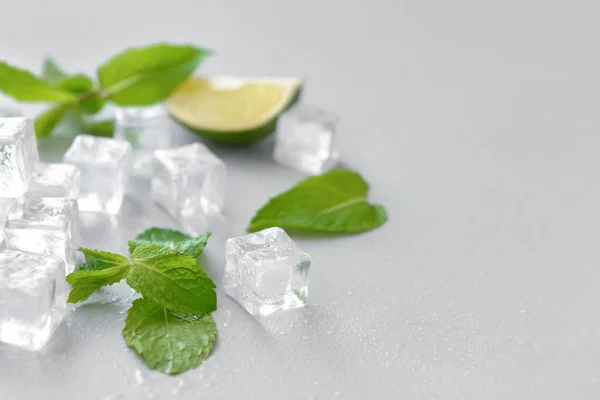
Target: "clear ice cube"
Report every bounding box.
[0,118,39,197]
[0,250,66,351]
[63,135,132,214]
[152,143,226,218]
[0,198,15,250]
[273,104,339,175]
[115,105,172,176]
[27,163,80,198]
[5,197,79,273]
[223,227,311,316]
[0,107,23,118]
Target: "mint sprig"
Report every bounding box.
[0,43,212,138]
[67,228,217,375]
[248,168,388,233]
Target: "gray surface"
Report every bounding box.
[1,0,600,398]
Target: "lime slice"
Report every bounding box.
[165,76,303,145]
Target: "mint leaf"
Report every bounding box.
[55,73,94,94]
[248,169,388,233]
[0,61,76,103]
[97,43,212,106]
[54,74,105,115]
[128,228,211,258]
[34,102,75,138]
[84,118,114,137]
[67,264,130,303]
[79,93,105,115]
[123,298,216,375]
[126,244,217,315]
[66,249,131,303]
[41,58,68,85]
[78,248,130,271]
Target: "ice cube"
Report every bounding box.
[0,107,23,118]
[223,227,311,316]
[63,135,132,214]
[4,197,79,273]
[27,163,80,198]
[0,250,66,351]
[0,198,15,250]
[0,118,39,197]
[115,105,172,176]
[152,143,226,218]
[273,105,339,174]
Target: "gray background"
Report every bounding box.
[1,0,600,398]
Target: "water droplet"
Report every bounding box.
[302,336,309,340]
[172,378,184,395]
[334,391,344,397]
[134,369,144,386]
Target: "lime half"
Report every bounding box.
[165,76,303,145]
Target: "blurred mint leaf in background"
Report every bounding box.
[55,73,94,94]
[0,61,76,103]
[1,42,210,138]
[54,73,106,115]
[34,102,76,138]
[98,43,212,106]
[41,58,68,85]
[83,118,115,137]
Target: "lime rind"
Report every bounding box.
[166,76,303,146]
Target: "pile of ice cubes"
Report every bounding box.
[110,106,318,317]
[0,99,337,351]
[0,118,79,351]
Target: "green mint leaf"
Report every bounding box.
[66,265,130,303]
[173,233,212,259]
[54,74,105,115]
[34,102,75,138]
[248,169,388,233]
[83,118,114,137]
[41,58,68,85]
[55,73,94,94]
[123,298,216,375]
[79,94,105,115]
[77,248,130,271]
[97,43,212,106]
[0,61,76,103]
[126,244,217,315]
[128,227,211,259]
